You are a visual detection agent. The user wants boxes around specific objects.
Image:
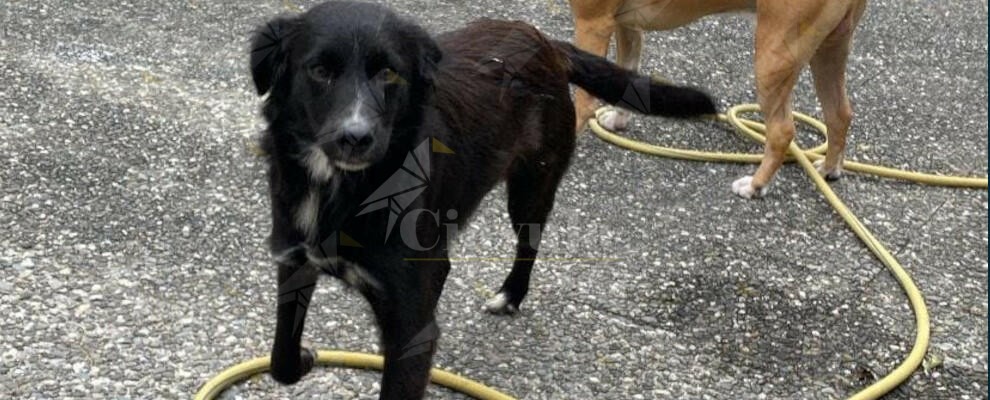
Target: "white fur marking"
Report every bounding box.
[294,190,320,237]
[341,264,381,291]
[271,245,306,264]
[303,147,335,182]
[305,251,382,291]
[305,251,336,268]
[343,91,371,133]
[731,175,768,199]
[484,292,518,314]
[596,106,631,131]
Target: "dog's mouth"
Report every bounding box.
[327,147,377,171]
[333,160,372,171]
[325,136,388,172]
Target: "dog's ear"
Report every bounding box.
[249,15,299,95]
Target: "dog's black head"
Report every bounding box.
[250,1,441,173]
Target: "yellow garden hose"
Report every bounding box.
[194,350,514,400]
[197,104,986,400]
[589,103,987,400]
[591,104,987,188]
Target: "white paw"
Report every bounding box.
[813,159,843,180]
[483,292,518,315]
[596,107,632,131]
[731,175,768,199]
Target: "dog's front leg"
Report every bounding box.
[270,246,319,384]
[370,257,450,399]
[380,313,439,399]
[267,180,320,384]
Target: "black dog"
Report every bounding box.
[249,1,716,398]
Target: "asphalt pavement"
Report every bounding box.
[0,0,986,399]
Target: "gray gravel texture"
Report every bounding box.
[0,0,987,399]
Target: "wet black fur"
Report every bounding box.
[249,2,716,398]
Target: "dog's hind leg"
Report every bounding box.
[810,2,866,181]
[486,124,575,314]
[733,2,854,198]
[484,164,559,314]
[571,2,616,133]
[270,255,320,384]
[595,25,644,131]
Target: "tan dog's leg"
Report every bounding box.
[596,26,643,131]
[571,1,616,133]
[733,2,850,198]
[810,3,866,180]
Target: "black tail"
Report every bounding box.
[555,40,717,118]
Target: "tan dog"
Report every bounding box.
[570,0,868,198]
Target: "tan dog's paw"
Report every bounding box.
[595,107,632,131]
[813,159,843,181]
[732,175,768,199]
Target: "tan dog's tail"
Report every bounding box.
[555,40,717,118]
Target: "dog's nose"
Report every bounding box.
[335,127,374,154]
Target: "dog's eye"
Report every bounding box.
[382,68,405,86]
[308,65,331,82]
